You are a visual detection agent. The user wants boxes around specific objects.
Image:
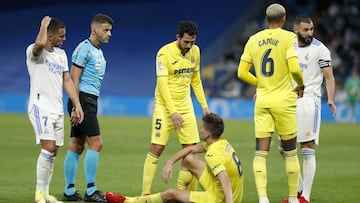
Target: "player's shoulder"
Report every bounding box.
[54,47,66,55]
[279,29,296,40]
[190,44,200,56]
[157,41,175,54]
[192,44,200,50]
[311,38,326,47]
[160,41,176,50]
[73,39,92,54]
[77,39,93,49]
[26,43,35,54]
[310,38,330,53]
[26,43,35,50]
[248,29,263,40]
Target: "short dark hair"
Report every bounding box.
[177,21,198,38]
[92,13,114,25]
[47,18,65,33]
[202,113,224,138]
[294,15,312,26]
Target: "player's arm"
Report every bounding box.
[217,170,233,203]
[237,60,257,86]
[162,144,204,183]
[69,64,83,96]
[191,70,209,115]
[157,76,184,129]
[156,53,184,129]
[63,72,84,125]
[322,66,337,116]
[32,16,51,57]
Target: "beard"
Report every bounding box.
[297,33,313,46]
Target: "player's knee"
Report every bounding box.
[183,153,196,167]
[44,145,57,154]
[281,137,297,151]
[255,137,271,151]
[41,140,58,154]
[89,142,103,152]
[150,144,165,156]
[70,142,85,154]
[300,140,316,149]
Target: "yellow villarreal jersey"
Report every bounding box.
[155,41,201,112]
[204,138,243,202]
[241,28,298,107]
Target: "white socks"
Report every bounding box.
[301,148,316,201]
[36,149,55,196]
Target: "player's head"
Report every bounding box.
[200,113,224,140]
[294,15,314,46]
[47,18,66,48]
[265,3,286,27]
[91,13,114,44]
[176,21,198,54]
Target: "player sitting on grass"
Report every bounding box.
[105,113,244,203]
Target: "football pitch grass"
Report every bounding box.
[0,113,359,203]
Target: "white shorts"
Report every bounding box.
[296,96,321,145]
[28,104,64,146]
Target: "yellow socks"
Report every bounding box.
[142,152,159,195]
[125,193,162,203]
[284,149,300,197]
[253,150,268,197]
[188,174,198,191]
[177,167,197,191]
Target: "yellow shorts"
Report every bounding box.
[151,110,199,145]
[189,168,219,203]
[190,168,244,203]
[254,106,297,140]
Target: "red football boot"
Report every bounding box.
[105,192,126,203]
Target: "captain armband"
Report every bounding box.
[319,59,331,68]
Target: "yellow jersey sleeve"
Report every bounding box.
[156,48,177,114]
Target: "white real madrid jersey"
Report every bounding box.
[297,38,332,98]
[26,44,69,115]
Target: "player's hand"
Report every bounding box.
[252,94,257,102]
[328,101,337,117]
[162,161,173,184]
[171,112,184,130]
[294,85,305,98]
[41,16,51,28]
[70,104,84,126]
[203,108,210,116]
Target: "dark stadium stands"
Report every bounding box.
[0,0,252,96]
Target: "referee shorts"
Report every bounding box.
[68,92,100,137]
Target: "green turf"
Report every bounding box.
[0,113,359,202]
